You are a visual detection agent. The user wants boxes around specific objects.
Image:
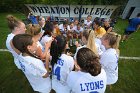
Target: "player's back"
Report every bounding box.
[100,48,118,85]
[18,54,51,92]
[67,69,107,93]
[52,54,74,93]
[6,33,21,69]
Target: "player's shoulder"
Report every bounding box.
[62,53,72,58]
[101,49,116,58]
[61,54,74,61]
[105,48,116,54]
[68,71,79,80]
[22,56,42,64]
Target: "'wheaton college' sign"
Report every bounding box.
[25,4,118,18]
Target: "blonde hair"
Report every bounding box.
[103,32,121,54]
[26,24,41,36]
[83,30,98,55]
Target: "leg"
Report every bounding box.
[121,30,129,42]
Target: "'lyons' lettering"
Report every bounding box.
[80,80,104,91]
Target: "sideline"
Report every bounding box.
[119,56,140,60]
[0,49,140,60]
[0,49,9,52]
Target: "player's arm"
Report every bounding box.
[37,40,52,60]
[43,52,50,78]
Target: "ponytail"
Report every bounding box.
[26,24,41,36]
[86,30,98,55]
[50,35,67,68]
[50,40,60,68]
[113,34,121,55]
[113,34,121,49]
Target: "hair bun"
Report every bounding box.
[6,15,15,22]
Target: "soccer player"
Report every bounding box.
[67,48,107,93]
[12,34,51,93]
[100,32,121,85]
[50,35,74,93]
[6,15,26,69]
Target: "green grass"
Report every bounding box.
[0,12,140,93]
[106,59,140,93]
[0,52,33,93]
[114,19,140,57]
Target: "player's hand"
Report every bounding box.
[43,72,49,78]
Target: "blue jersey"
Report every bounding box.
[126,18,140,31]
[29,16,38,24]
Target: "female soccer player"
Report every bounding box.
[100,32,121,85]
[67,48,107,93]
[6,15,26,69]
[26,24,51,60]
[74,30,103,60]
[12,34,51,93]
[50,35,74,93]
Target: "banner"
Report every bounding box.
[25,4,118,18]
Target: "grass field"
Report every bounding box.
[0,13,140,93]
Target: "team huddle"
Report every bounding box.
[6,14,121,93]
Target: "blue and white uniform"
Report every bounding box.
[6,33,21,69]
[67,69,107,93]
[18,54,51,93]
[52,54,74,93]
[100,48,119,85]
